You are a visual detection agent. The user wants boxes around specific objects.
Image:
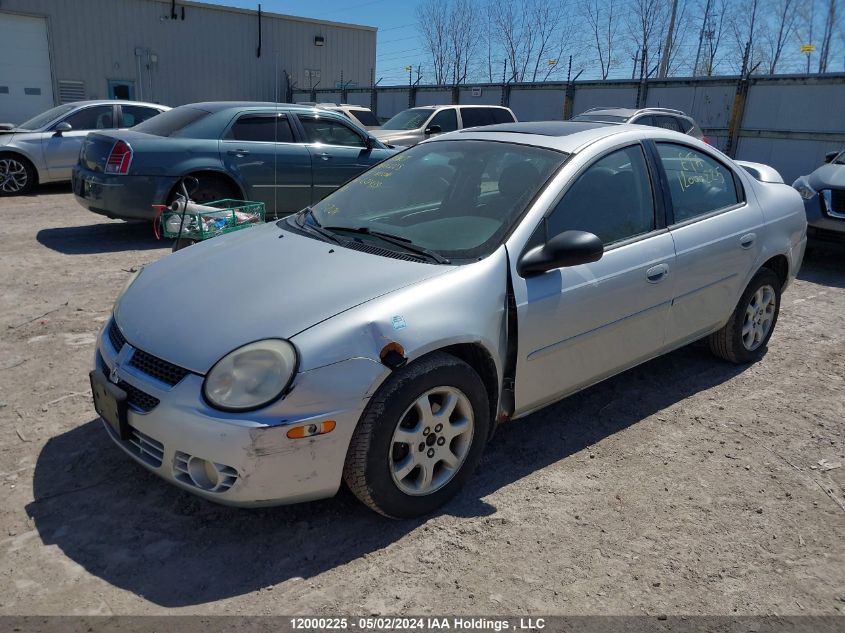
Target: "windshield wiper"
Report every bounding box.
[289,207,341,244]
[323,226,451,264]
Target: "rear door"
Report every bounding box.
[44,104,117,180]
[220,111,311,218]
[651,140,765,346]
[294,113,379,201]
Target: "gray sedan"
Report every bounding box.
[91,121,806,518]
[0,100,167,195]
[72,102,394,220]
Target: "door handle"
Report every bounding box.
[227,149,250,156]
[317,152,331,160]
[646,263,669,283]
[740,233,756,249]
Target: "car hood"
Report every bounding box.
[115,222,450,374]
[808,163,845,190]
[369,129,422,144]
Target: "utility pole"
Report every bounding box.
[659,0,679,78]
[693,0,713,76]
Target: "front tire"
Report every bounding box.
[343,352,491,519]
[708,268,781,364]
[0,153,36,196]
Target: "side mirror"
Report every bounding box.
[824,150,840,164]
[518,230,603,277]
[365,135,376,150]
[424,124,442,137]
[54,122,72,135]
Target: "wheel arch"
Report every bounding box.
[166,168,245,202]
[760,254,789,290]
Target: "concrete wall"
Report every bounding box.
[0,0,375,118]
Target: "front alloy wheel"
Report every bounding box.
[389,387,475,496]
[344,352,491,518]
[0,156,34,195]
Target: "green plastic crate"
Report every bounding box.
[160,199,265,241]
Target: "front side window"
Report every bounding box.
[546,144,655,246]
[121,106,161,127]
[229,114,294,142]
[656,142,739,223]
[63,105,114,130]
[297,140,566,261]
[298,116,364,147]
[429,108,458,132]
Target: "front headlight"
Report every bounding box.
[203,339,297,411]
[793,178,816,200]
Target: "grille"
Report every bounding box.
[173,451,239,493]
[118,380,160,412]
[129,349,190,386]
[831,189,845,215]
[127,427,164,468]
[108,320,126,352]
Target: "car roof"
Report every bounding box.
[409,104,510,110]
[435,121,694,154]
[183,101,340,114]
[65,100,168,109]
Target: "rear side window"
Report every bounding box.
[228,114,294,142]
[298,116,365,147]
[656,143,739,223]
[460,107,495,128]
[121,106,161,127]
[132,107,209,137]
[349,109,380,127]
[429,108,458,132]
[546,144,655,245]
[492,108,515,123]
[63,105,114,130]
[653,115,682,132]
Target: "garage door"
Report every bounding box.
[0,12,54,125]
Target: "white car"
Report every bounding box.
[370,105,517,146]
[0,100,168,195]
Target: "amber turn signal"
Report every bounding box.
[286,420,336,439]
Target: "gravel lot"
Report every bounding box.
[0,186,843,616]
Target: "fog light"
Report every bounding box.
[187,456,220,490]
[287,420,336,439]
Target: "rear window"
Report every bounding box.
[349,109,380,127]
[460,108,495,128]
[132,107,209,137]
[492,108,515,123]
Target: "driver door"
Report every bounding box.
[44,104,117,180]
[510,144,677,413]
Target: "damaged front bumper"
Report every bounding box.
[95,327,389,507]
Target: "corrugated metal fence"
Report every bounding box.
[295,73,845,184]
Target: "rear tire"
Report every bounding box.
[0,153,36,196]
[168,174,238,206]
[708,268,781,364]
[343,352,491,519]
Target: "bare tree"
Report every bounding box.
[659,0,680,77]
[728,0,763,73]
[416,0,451,85]
[626,0,668,77]
[447,0,478,84]
[762,0,799,73]
[583,0,619,79]
[817,0,838,72]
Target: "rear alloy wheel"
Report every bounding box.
[344,352,491,518]
[708,268,781,364]
[0,154,36,196]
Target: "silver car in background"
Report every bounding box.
[0,100,168,195]
[370,104,517,146]
[92,121,806,518]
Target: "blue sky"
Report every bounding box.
[204,0,421,84]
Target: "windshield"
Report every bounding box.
[572,114,628,123]
[381,108,432,131]
[17,104,76,130]
[131,106,209,137]
[294,140,566,261]
[833,150,845,165]
[349,109,380,127]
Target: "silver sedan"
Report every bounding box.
[92,121,807,518]
[0,100,167,195]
